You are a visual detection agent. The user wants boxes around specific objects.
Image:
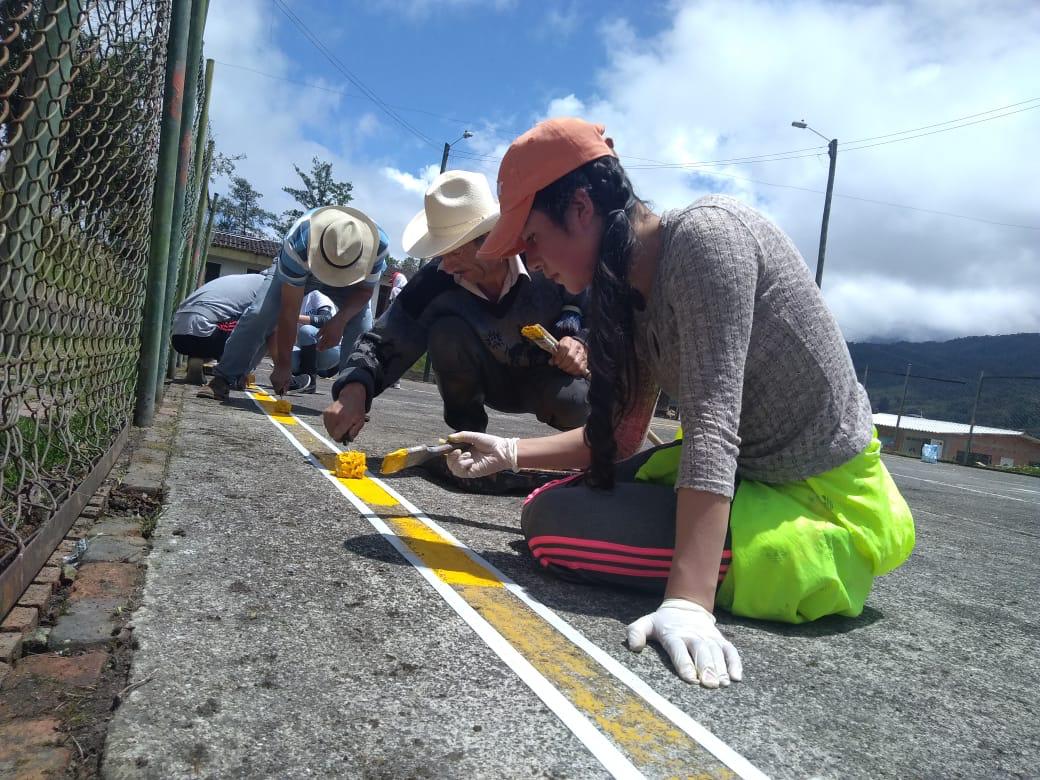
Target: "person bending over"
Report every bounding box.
[323,170,590,444]
[445,118,916,689]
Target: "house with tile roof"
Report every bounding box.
[203,231,281,280]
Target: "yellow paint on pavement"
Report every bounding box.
[249,392,748,779]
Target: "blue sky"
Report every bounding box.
[204,0,1040,342]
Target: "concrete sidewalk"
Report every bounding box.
[103,375,1039,778]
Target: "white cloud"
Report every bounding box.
[369,0,515,20]
[202,0,1040,341]
[549,0,1040,340]
[382,164,440,196]
[540,3,581,39]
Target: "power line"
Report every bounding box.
[842,97,1040,144]
[213,28,1036,231]
[269,0,437,149]
[626,99,1040,171]
[212,60,492,129]
[214,43,1039,176]
[637,166,1039,231]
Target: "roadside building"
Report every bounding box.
[873,412,1040,467]
[204,231,403,318]
[204,231,280,281]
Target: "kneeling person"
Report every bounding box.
[171,268,271,384]
[199,206,388,400]
[323,170,589,444]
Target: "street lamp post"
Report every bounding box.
[440,130,474,175]
[421,130,474,382]
[792,120,837,289]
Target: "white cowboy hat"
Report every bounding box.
[402,170,501,260]
[304,205,381,287]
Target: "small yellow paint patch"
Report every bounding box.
[335,451,367,479]
[390,515,502,587]
[273,399,292,414]
[253,395,297,425]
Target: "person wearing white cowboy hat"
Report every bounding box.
[322,170,592,463]
[199,205,389,401]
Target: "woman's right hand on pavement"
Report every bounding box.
[446,432,519,478]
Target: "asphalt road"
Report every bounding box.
[104,373,1039,779]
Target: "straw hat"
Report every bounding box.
[296,205,381,287]
[402,171,501,260]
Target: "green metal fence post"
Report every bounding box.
[157,0,211,388]
[133,0,194,427]
[179,147,212,305]
[176,58,215,307]
[194,193,219,290]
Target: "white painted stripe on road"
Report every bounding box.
[247,393,644,779]
[369,466,767,780]
[887,471,1038,504]
[292,414,767,780]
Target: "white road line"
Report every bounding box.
[887,471,1038,504]
[248,394,642,779]
[289,416,769,780]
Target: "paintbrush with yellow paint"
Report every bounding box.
[521,323,558,355]
[522,323,591,380]
[522,323,662,444]
[380,440,468,475]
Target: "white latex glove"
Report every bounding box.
[445,432,519,478]
[626,598,742,688]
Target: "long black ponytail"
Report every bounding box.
[532,156,643,489]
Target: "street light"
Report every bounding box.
[792,119,837,288]
[440,130,474,174]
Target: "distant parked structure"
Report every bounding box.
[873,413,1040,467]
[205,231,281,281]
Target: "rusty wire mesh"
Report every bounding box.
[1,0,173,568]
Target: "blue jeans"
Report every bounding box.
[292,324,340,376]
[214,276,374,385]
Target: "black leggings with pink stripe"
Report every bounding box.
[520,442,732,593]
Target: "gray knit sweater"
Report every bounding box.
[616,195,872,497]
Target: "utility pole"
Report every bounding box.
[422,131,473,383]
[894,363,912,450]
[965,371,984,466]
[791,121,838,288]
[817,138,838,288]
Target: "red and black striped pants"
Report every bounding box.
[521,442,732,593]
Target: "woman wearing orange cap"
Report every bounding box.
[446,117,915,689]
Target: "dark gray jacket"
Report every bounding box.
[332,260,587,408]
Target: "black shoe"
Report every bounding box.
[303,373,318,394]
[287,374,312,393]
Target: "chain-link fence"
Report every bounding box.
[1,0,210,593]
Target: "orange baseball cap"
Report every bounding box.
[477,117,616,260]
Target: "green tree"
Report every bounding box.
[274,156,354,235]
[214,176,277,237]
[386,255,420,278]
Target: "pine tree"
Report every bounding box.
[273,157,354,235]
[214,176,277,237]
